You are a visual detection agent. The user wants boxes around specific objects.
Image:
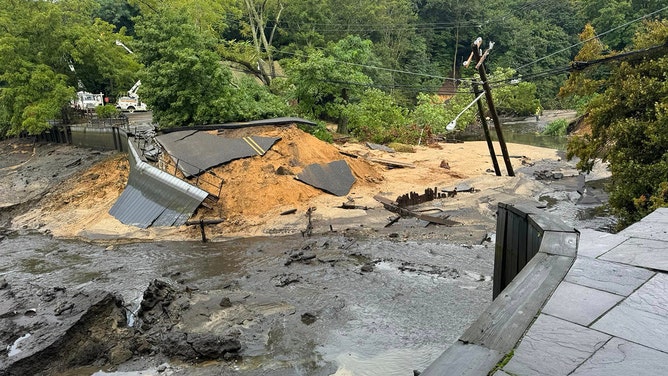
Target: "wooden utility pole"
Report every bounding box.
[471,39,515,176]
[473,82,501,176]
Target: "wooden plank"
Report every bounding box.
[517,214,528,271]
[421,340,503,376]
[341,152,415,168]
[366,157,415,169]
[373,195,459,226]
[538,231,578,257]
[528,212,574,232]
[461,252,575,354]
[504,213,520,291]
[528,225,542,261]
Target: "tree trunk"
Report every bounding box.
[337,88,349,134]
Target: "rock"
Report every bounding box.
[301,312,317,325]
[273,273,302,287]
[140,279,176,311]
[0,289,129,376]
[276,166,294,175]
[219,297,232,308]
[109,345,133,364]
[0,277,8,290]
[360,263,374,273]
[161,331,241,361]
[439,160,451,169]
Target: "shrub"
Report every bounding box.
[543,119,569,136]
[95,104,120,119]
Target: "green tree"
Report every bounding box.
[135,10,236,127]
[489,67,540,116]
[344,88,409,143]
[0,0,137,135]
[223,76,290,120]
[410,92,479,135]
[283,35,374,133]
[567,20,668,227]
[94,0,140,35]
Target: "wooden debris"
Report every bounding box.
[184,218,224,242]
[395,187,446,207]
[337,150,415,169]
[339,202,369,210]
[374,195,458,226]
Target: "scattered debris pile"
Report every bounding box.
[177,125,382,227]
[374,193,459,227]
[395,187,448,207]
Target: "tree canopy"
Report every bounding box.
[1,0,666,138]
[566,20,668,227]
[0,0,138,135]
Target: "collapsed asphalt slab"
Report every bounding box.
[295,160,356,196]
[155,131,281,178]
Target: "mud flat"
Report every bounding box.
[1,232,495,375]
[0,130,613,374]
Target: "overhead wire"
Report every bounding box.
[514,5,668,72]
[485,41,667,88]
[277,49,475,83]
[226,3,668,95]
[228,67,473,94]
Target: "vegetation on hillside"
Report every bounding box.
[563,20,668,227]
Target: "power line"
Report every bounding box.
[278,50,474,82]
[486,41,668,87]
[228,67,472,94]
[514,5,668,72]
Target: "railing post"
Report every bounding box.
[493,203,508,299]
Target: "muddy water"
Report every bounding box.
[0,232,494,375]
[461,121,568,150]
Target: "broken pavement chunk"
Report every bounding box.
[155,131,281,178]
[296,160,356,197]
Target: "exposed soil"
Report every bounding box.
[4,125,569,241]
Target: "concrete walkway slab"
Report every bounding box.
[592,273,668,353]
[638,208,668,223]
[503,315,610,376]
[576,229,627,259]
[620,220,668,242]
[541,281,623,326]
[571,338,668,376]
[599,238,668,272]
[565,257,654,296]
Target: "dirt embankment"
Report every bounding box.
[0,277,241,375]
[2,125,567,241]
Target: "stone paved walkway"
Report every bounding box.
[495,208,668,376]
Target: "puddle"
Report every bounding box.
[460,121,568,150]
[539,195,558,209]
[328,346,442,376]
